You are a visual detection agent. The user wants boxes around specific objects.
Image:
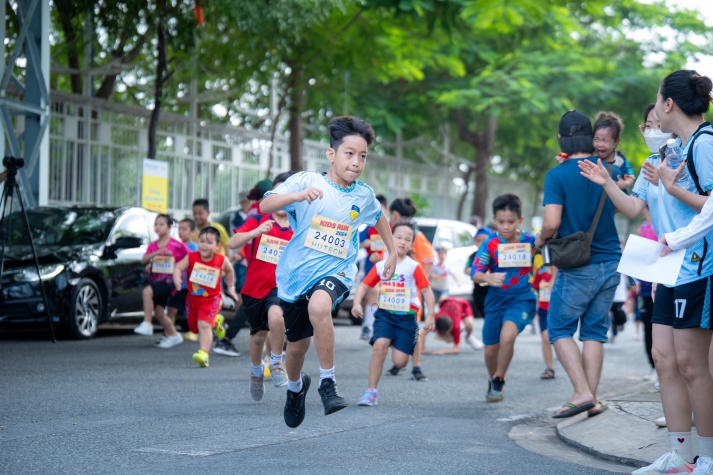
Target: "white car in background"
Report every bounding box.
[414,217,477,297]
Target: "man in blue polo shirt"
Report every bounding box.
[535,110,621,419]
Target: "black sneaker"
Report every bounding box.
[386,365,401,376]
[212,339,240,357]
[284,372,311,428]
[317,378,348,415]
[411,367,428,381]
[487,376,505,402]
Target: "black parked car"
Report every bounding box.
[0,206,159,339]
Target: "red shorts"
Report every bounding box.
[186,294,222,333]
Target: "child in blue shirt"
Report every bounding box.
[472,193,536,403]
[260,116,397,428]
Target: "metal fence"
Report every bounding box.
[48,91,538,223]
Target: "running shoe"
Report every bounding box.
[192,349,210,368]
[357,388,378,406]
[213,314,226,339]
[360,326,371,341]
[250,372,265,401]
[487,376,505,402]
[632,450,694,474]
[183,331,198,341]
[318,378,348,415]
[693,456,713,475]
[157,334,183,349]
[411,367,428,381]
[213,339,240,357]
[284,372,311,428]
[654,416,667,428]
[133,321,153,336]
[270,362,288,387]
[466,335,484,350]
[386,366,401,376]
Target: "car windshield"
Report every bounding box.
[3,208,116,246]
[417,225,437,243]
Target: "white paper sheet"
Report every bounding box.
[617,234,685,286]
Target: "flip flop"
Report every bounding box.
[552,401,595,419]
[587,401,608,418]
[540,368,555,380]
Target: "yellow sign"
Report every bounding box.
[142,158,169,213]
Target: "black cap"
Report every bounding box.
[558,110,592,137]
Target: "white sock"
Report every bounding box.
[250,364,263,378]
[698,435,713,459]
[669,432,695,463]
[269,352,282,367]
[319,367,335,384]
[287,377,302,393]
[363,305,377,330]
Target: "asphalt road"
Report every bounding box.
[0,316,649,474]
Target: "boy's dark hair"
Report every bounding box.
[328,116,375,150]
[593,111,624,141]
[642,103,655,124]
[375,194,387,206]
[192,198,210,211]
[199,226,221,242]
[435,315,452,334]
[492,193,522,217]
[389,197,417,219]
[156,213,173,226]
[179,218,195,230]
[391,221,415,236]
[660,69,713,116]
[273,171,294,186]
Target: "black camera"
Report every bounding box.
[3,156,24,170]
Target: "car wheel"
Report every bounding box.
[65,278,103,339]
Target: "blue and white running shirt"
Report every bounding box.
[265,171,382,302]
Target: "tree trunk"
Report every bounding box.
[456,166,473,220]
[287,65,306,171]
[453,110,497,221]
[147,10,167,160]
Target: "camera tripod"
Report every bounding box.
[0,156,55,341]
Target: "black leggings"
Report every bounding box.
[639,296,654,369]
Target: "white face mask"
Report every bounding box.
[643,129,672,153]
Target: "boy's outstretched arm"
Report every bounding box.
[373,214,396,280]
[229,219,273,250]
[350,283,370,319]
[260,187,323,214]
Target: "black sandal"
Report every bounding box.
[540,368,555,380]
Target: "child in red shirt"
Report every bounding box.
[427,296,483,354]
[174,226,239,368]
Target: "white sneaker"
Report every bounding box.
[693,457,713,475]
[157,334,184,349]
[133,321,153,336]
[466,335,484,350]
[654,416,667,428]
[632,450,694,474]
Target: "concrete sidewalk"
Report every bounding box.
[555,381,674,470]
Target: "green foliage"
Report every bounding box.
[47,0,713,199]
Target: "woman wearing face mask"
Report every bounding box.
[579,70,713,475]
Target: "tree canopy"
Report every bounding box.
[47,0,713,218]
